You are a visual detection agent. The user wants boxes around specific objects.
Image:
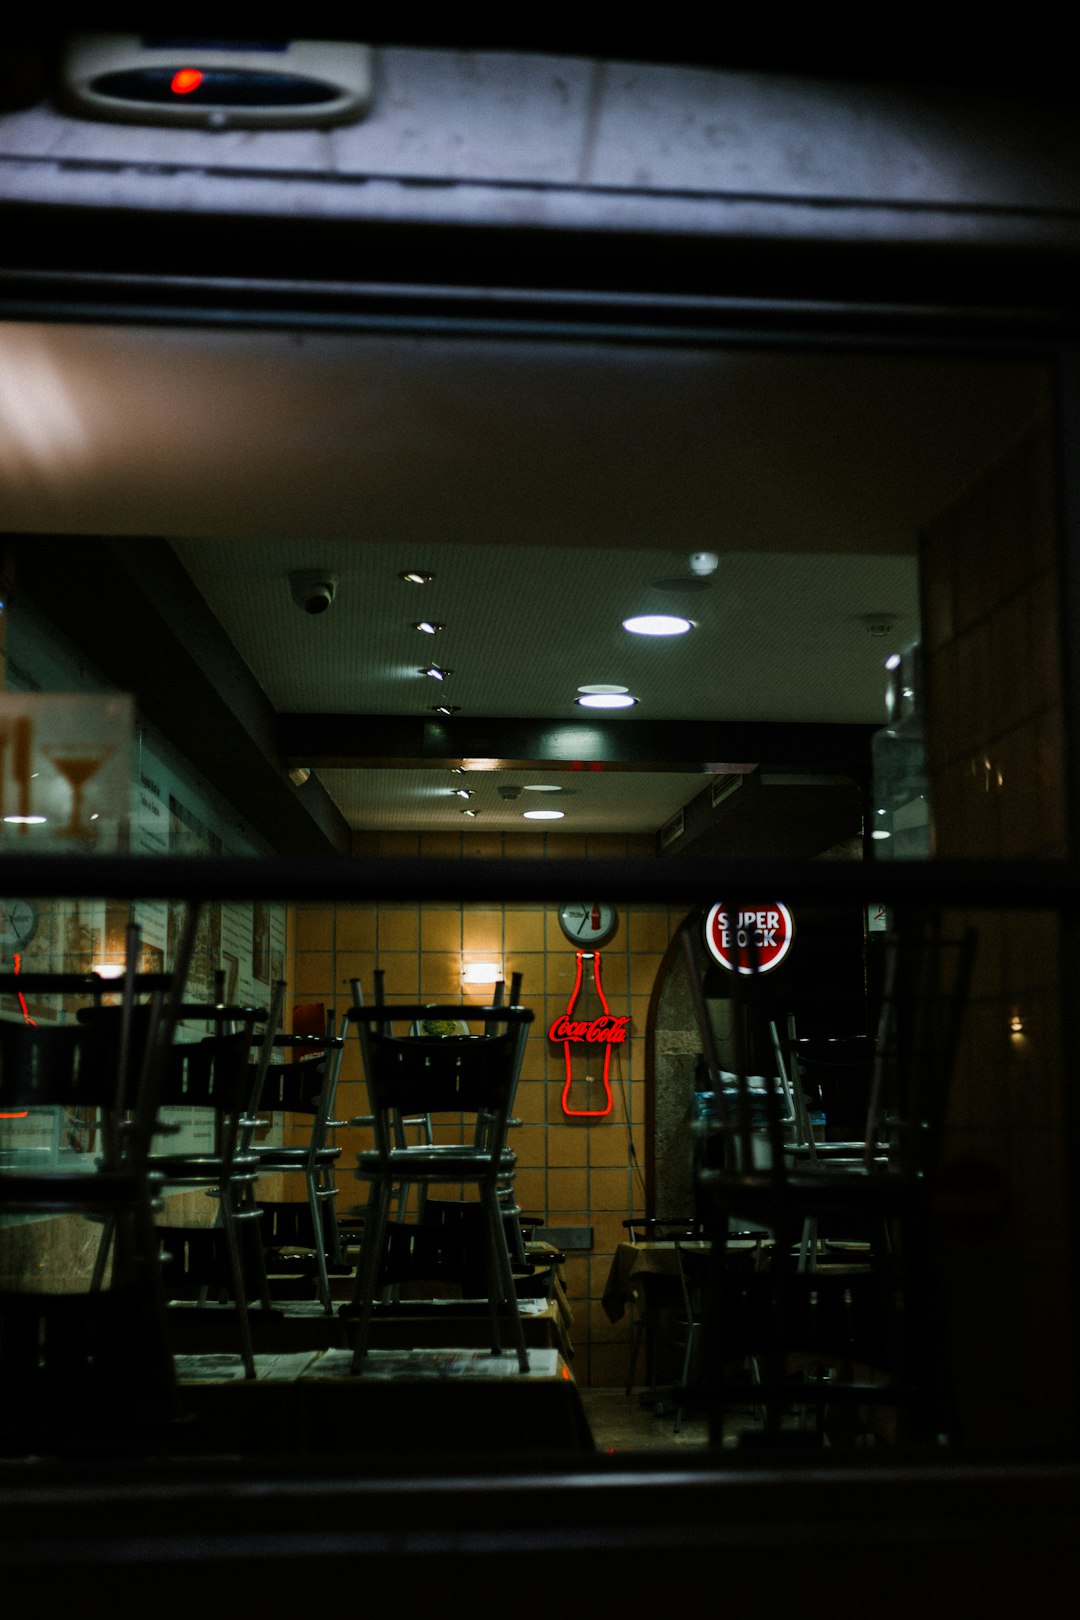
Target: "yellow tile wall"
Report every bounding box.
[286,830,684,1385]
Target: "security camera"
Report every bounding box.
[498,785,522,801]
[289,570,338,614]
[689,552,718,578]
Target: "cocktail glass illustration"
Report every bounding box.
[43,743,114,840]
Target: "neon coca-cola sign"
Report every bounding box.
[549,950,627,1117]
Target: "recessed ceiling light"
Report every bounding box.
[576,693,638,709]
[523,809,565,820]
[421,665,452,680]
[432,704,460,715]
[414,621,444,635]
[522,784,563,793]
[401,570,434,585]
[577,684,628,695]
[453,787,474,799]
[622,614,694,636]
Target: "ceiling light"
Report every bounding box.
[402,570,434,585]
[522,784,562,793]
[288,767,311,786]
[3,814,47,824]
[622,614,694,636]
[421,665,452,680]
[523,809,565,820]
[577,684,627,695]
[462,808,479,817]
[453,787,474,799]
[432,704,460,715]
[871,829,891,841]
[689,551,718,577]
[576,693,638,709]
[414,621,444,635]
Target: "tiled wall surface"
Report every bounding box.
[920,419,1074,1445]
[288,831,686,1386]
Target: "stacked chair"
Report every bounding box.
[343,992,535,1373]
[682,907,977,1450]
[243,993,347,1314]
[0,915,194,1454]
[143,981,283,1379]
[80,974,283,1382]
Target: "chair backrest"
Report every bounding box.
[155,1015,263,1111]
[1,923,174,1175]
[344,1002,533,1162]
[0,1017,130,1112]
[257,1038,343,1115]
[76,999,271,1169]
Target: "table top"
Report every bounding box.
[600,1238,763,1323]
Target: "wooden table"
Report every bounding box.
[601,1238,766,1400]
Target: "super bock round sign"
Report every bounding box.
[704,903,795,975]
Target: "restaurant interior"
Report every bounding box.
[2,21,1080,1603]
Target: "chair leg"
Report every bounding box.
[350,1182,392,1373]
[219,1191,256,1379]
[626,1307,645,1396]
[306,1169,333,1315]
[484,1185,529,1373]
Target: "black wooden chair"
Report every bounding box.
[0,922,184,1455]
[344,1001,534,1373]
[245,1011,346,1313]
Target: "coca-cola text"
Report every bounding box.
[548,1013,629,1045]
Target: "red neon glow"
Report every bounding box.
[1,953,32,1116]
[13,954,34,1027]
[554,950,617,1118]
[171,68,204,95]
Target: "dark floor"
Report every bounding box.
[579,1385,710,1452]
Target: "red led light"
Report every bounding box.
[171,68,204,95]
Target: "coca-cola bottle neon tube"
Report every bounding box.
[549,949,629,1118]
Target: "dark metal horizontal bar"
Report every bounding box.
[0,853,1073,909]
[277,714,876,773]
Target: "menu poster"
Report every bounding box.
[220,903,259,1006]
[166,898,221,1006]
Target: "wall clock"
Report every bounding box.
[0,899,39,954]
[557,901,618,948]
